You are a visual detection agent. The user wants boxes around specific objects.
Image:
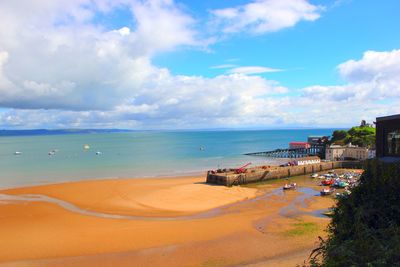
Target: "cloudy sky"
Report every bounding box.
[0,0,399,129]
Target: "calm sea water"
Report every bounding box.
[0,129,334,188]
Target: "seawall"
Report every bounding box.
[206,161,363,186]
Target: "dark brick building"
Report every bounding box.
[376,114,400,158]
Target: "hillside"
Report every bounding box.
[330,125,375,148]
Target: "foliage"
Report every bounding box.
[308,160,400,266]
[330,126,375,148]
[331,130,349,145]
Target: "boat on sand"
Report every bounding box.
[283,182,297,190]
[320,187,335,196]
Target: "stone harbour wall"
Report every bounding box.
[206,161,363,186]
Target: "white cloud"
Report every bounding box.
[211,0,323,34]
[0,69,291,129]
[0,0,200,111]
[117,27,131,36]
[338,49,400,84]
[210,64,238,69]
[299,50,400,124]
[228,66,282,75]
[0,1,399,129]
[304,49,400,102]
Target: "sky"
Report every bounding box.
[0,0,399,130]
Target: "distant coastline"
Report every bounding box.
[0,129,134,137]
[0,127,347,137]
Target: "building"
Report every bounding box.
[325,145,345,161]
[308,136,323,145]
[325,143,369,161]
[289,142,311,149]
[376,114,400,158]
[308,136,329,145]
[293,156,321,166]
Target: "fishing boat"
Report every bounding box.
[334,180,349,188]
[321,179,334,186]
[320,187,335,196]
[283,182,297,190]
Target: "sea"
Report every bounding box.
[0,129,334,188]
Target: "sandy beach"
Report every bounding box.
[0,173,338,266]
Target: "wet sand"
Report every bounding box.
[0,172,342,266]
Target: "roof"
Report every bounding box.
[294,156,320,161]
[376,114,400,122]
[328,145,344,148]
[329,144,368,150]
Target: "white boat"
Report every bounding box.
[310,173,318,178]
[283,182,297,190]
[96,151,102,155]
[320,187,335,196]
[14,151,22,155]
[83,144,90,150]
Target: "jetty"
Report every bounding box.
[244,144,325,159]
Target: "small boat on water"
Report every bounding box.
[283,182,297,190]
[96,151,102,155]
[310,173,318,178]
[48,149,58,156]
[14,151,22,155]
[83,144,90,150]
[320,187,335,196]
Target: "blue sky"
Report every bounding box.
[0,0,399,129]
[154,0,400,88]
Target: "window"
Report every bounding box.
[387,130,400,156]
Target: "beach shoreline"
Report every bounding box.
[0,171,348,266]
[0,171,207,191]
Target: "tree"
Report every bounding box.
[331,130,349,143]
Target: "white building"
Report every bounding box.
[293,156,321,166]
[325,143,370,161]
